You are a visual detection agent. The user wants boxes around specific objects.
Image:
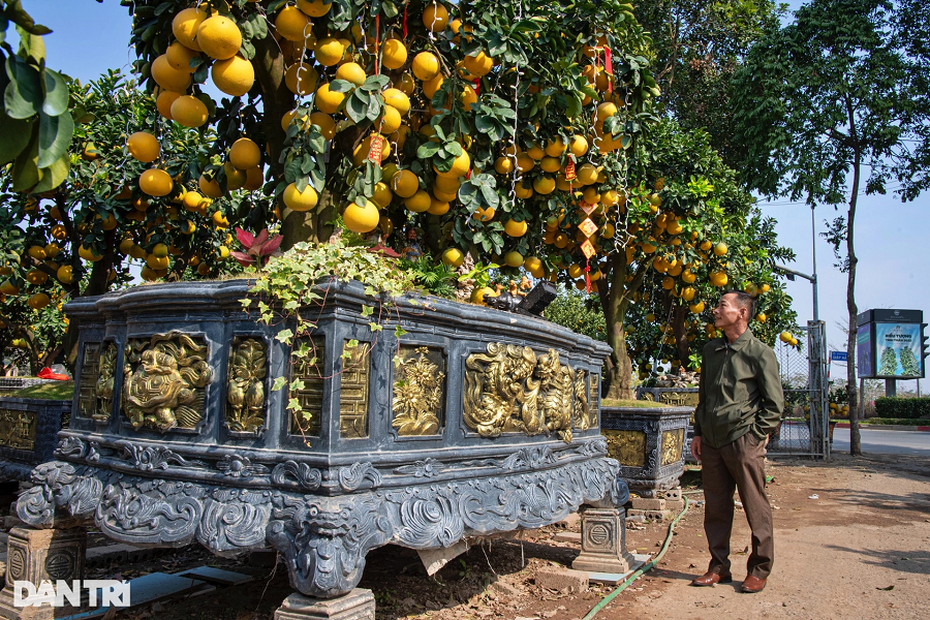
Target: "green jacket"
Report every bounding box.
[694,329,784,449]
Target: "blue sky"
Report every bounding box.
[14,1,929,387]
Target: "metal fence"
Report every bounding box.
[768,320,829,459]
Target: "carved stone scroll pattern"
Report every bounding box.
[463,343,588,443]
[392,346,445,436]
[603,429,646,467]
[290,336,324,437]
[661,428,685,466]
[18,456,622,599]
[77,342,100,418]
[122,333,212,432]
[94,343,117,423]
[339,341,371,439]
[589,374,600,428]
[0,408,36,450]
[225,338,267,433]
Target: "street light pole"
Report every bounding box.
[811,205,819,322]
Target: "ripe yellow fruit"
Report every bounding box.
[435,149,470,178]
[713,242,728,256]
[284,62,319,96]
[681,286,696,301]
[197,15,241,60]
[378,105,402,134]
[336,62,367,86]
[283,182,319,212]
[314,37,346,66]
[151,54,192,92]
[545,138,566,157]
[700,239,712,251]
[78,245,103,262]
[382,39,408,70]
[275,6,310,42]
[533,175,556,195]
[139,169,173,197]
[422,74,444,99]
[371,182,393,208]
[309,112,336,139]
[212,210,229,228]
[26,269,47,284]
[471,286,496,304]
[314,83,346,114]
[540,156,561,173]
[524,256,544,277]
[422,2,449,32]
[27,293,50,310]
[391,169,419,198]
[710,271,728,287]
[229,138,262,170]
[183,190,205,212]
[576,163,598,185]
[146,254,170,270]
[156,90,182,120]
[427,197,450,215]
[382,88,410,115]
[756,313,767,323]
[343,200,380,233]
[244,166,264,191]
[596,101,617,122]
[681,269,696,283]
[404,190,432,213]
[152,242,169,258]
[166,41,199,72]
[212,55,255,96]
[0,280,19,295]
[503,251,524,268]
[57,265,74,284]
[569,134,589,157]
[412,52,440,80]
[494,156,514,174]
[441,247,465,268]
[172,7,208,51]
[224,162,247,190]
[463,51,493,77]
[200,174,224,198]
[171,95,209,128]
[690,301,705,314]
[503,218,528,237]
[44,243,60,258]
[297,0,332,18]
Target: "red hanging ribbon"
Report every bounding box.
[585,259,591,293]
[473,78,480,97]
[604,46,613,93]
[374,14,381,75]
[403,5,408,39]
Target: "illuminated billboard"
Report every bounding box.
[856,309,925,379]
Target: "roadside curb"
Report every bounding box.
[835,422,930,432]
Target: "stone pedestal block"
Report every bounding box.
[274,589,375,620]
[571,507,633,574]
[0,527,86,620]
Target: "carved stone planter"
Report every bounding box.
[16,279,624,600]
[601,405,692,498]
[636,387,699,460]
[0,397,70,481]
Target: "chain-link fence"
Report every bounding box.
[768,321,829,458]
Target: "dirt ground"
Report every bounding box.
[22,452,928,620]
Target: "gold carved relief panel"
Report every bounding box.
[77,343,100,418]
[0,408,36,450]
[226,337,267,433]
[339,340,370,439]
[392,346,445,436]
[661,428,685,466]
[290,337,324,436]
[603,429,646,467]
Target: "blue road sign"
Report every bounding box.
[831,351,848,362]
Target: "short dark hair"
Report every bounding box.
[721,290,755,319]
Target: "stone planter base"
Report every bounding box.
[275,589,375,620]
[571,507,634,574]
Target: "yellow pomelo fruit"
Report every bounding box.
[441,248,465,268]
[200,174,224,198]
[403,189,431,213]
[503,218,528,237]
[139,169,173,197]
[229,138,261,170]
[713,242,728,256]
[503,251,524,268]
[244,166,264,191]
[471,286,496,304]
[197,15,241,60]
[283,182,319,212]
[57,265,74,284]
[494,156,514,174]
[463,51,493,77]
[422,2,449,32]
[26,269,47,284]
[391,170,419,198]
[435,149,470,178]
[166,41,199,72]
[151,54,192,92]
[422,74,444,99]
[459,84,477,111]
[596,101,618,122]
[285,62,319,95]
[434,188,457,202]
[310,112,336,139]
[172,7,208,51]
[382,39,408,70]
[127,132,160,163]
[314,83,345,114]
[297,0,332,18]
[27,293,50,310]
[690,301,705,314]
[224,162,247,190]
[212,211,229,228]
[514,183,533,199]
[516,154,535,173]
[152,242,169,258]
[182,190,205,212]
[146,254,170,270]
[545,138,565,157]
[275,6,310,42]
[540,156,561,173]
[171,95,209,127]
[427,197,450,215]
[378,105,402,134]
[343,200,380,233]
[710,271,728,287]
[382,88,410,115]
[156,90,182,120]
[314,37,346,66]
[524,256,544,277]
[212,55,255,96]
[335,62,366,86]
[576,163,598,185]
[434,175,461,192]
[394,71,415,95]
[79,245,103,262]
[412,52,440,80]
[533,175,556,194]
[526,143,545,160]
[569,134,588,157]
[371,182,393,208]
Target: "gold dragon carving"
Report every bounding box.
[572,368,590,433]
[392,346,445,436]
[93,343,117,423]
[603,429,646,467]
[226,338,267,433]
[123,333,212,432]
[463,343,582,443]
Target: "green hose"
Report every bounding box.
[581,495,691,620]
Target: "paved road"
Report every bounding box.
[831,427,930,456]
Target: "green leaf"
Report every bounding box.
[6,2,51,36]
[417,141,442,158]
[36,109,72,168]
[0,112,34,165]
[30,150,69,194]
[11,131,40,191]
[345,92,367,123]
[16,26,45,64]
[330,79,355,93]
[4,55,42,119]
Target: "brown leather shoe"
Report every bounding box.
[690,570,732,587]
[741,575,767,593]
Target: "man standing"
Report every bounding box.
[690,291,784,593]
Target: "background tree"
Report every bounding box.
[731,0,930,455]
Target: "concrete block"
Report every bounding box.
[535,567,589,593]
[558,513,581,529]
[275,589,375,620]
[552,532,581,543]
[631,498,666,510]
[664,488,682,500]
[666,499,685,513]
[644,510,670,521]
[417,540,469,576]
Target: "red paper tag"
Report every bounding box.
[604,46,613,93]
[579,218,598,238]
[403,5,408,39]
[580,239,596,259]
[579,201,596,216]
[368,135,384,164]
[564,160,576,180]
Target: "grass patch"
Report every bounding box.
[5,381,74,400]
[859,417,928,426]
[602,398,672,408]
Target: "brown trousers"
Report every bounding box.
[701,432,774,579]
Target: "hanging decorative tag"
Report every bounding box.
[473,78,481,97]
[604,46,613,93]
[403,5,408,39]
[579,217,599,238]
[584,258,592,293]
[580,238,596,259]
[368,134,384,164]
[579,201,596,216]
[565,159,576,180]
[374,15,381,75]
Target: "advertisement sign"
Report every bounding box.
[857,323,873,378]
[875,323,923,378]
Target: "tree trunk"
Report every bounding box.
[601,254,633,400]
[846,149,862,456]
